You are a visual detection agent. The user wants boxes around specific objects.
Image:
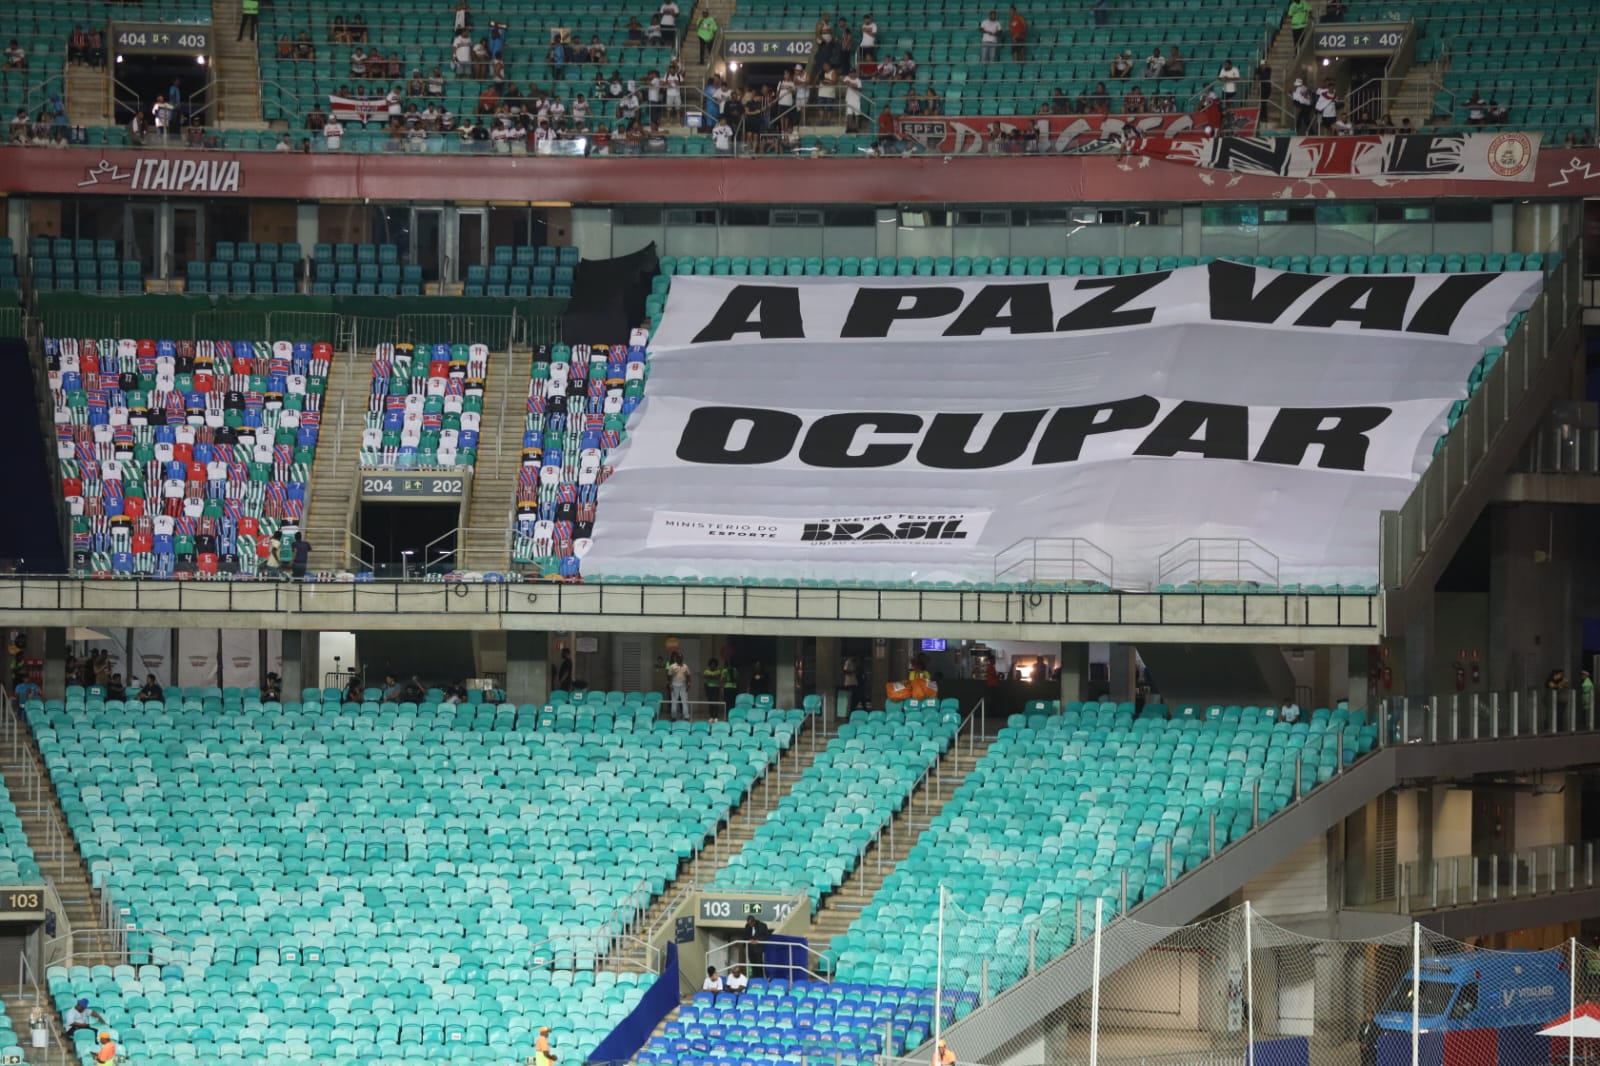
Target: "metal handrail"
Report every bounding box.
[1381,233,1581,589]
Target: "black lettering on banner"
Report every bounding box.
[942,283,1055,336]
[690,285,805,343]
[1208,137,1294,176]
[1133,401,1250,460]
[1405,274,1499,336]
[1294,277,1414,332]
[841,287,964,338]
[1383,134,1463,176]
[1254,406,1391,470]
[798,412,922,467]
[1054,273,1170,332]
[1207,260,1323,324]
[676,406,802,464]
[916,411,1048,469]
[1033,396,1161,464]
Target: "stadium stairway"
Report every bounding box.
[681,0,741,107]
[916,727,1600,1064]
[211,0,265,125]
[64,63,111,127]
[809,729,997,965]
[0,714,115,965]
[612,712,833,973]
[300,347,368,569]
[458,344,534,572]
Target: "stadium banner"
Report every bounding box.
[1131,131,1540,181]
[583,264,1541,586]
[131,627,172,689]
[177,628,219,688]
[897,108,1260,155]
[327,94,388,124]
[220,630,259,689]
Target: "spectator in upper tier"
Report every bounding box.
[1008,6,1027,61]
[1166,45,1185,78]
[323,115,345,149]
[296,32,316,60]
[659,0,681,48]
[306,103,328,130]
[1217,58,1241,107]
[978,10,1002,62]
[1287,0,1312,49]
[454,0,471,32]
[1465,90,1485,124]
[1291,77,1312,133]
[471,37,490,79]
[696,10,719,64]
[330,15,348,42]
[9,108,27,142]
[640,16,658,46]
[1110,50,1131,79]
[1123,84,1145,112]
[1255,59,1272,103]
[4,40,26,71]
[1144,46,1165,79]
[85,28,104,67]
[547,34,567,82]
[427,67,445,95]
[860,14,880,62]
[711,113,733,152]
[453,31,472,76]
[68,26,89,65]
[350,14,368,42]
[350,47,368,78]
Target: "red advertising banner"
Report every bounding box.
[896,108,1261,155]
[5,142,1598,205]
[1130,132,1540,182]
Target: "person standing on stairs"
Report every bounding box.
[1286,0,1311,50]
[695,9,719,65]
[742,914,771,979]
[238,0,260,42]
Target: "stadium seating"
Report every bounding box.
[462,245,576,298]
[640,978,950,1065]
[27,237,143,295]
[735,0,1276,119]
[30,689,809,1063]
[713,703,962,909]
[826,702,1373,991]
[1335,0,1596,135]
[45,338,332,577]
[254,1,678,128]
[360,342,488,469]
[511,338,641,578]
[0,237,19,295]
[184,242,303,297]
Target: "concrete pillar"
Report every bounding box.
[42,628,66,700]
[506,631,550,705]
[814,636,841,720]
[1416,786,1436,897]
[1107,644,1136,702]
[1058,643,1088,707]
[775,637,798,710]
[1345,647,1370,710]
[280,630,319,699]
[872,639,890,709]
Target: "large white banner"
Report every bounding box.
[585,263,1541,587]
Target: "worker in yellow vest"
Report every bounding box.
[238,0,260,41]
